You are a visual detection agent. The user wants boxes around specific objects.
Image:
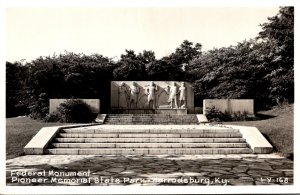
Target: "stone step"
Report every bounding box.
[104,120,197,122]
[105,116,198,119]
[106,114,196,116]
[104,114,199,124]
[46,148,253,155]
[106,115,197,116]
[51,142,249,148]
[58,133,242,138]
[103,123,198,125]
[104,119,198,121]
[105,116,194,117]
[105,117,198,120]
[114,116,195,117]
[54,137,246,143]
[104,120,198,122]
[103,121,199,122]
[61,128,240,134]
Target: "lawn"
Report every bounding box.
[6,117,73,159]
[223,104,294,155]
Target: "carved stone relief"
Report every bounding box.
[111,81,193,110]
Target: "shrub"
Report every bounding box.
[28,93,49,120]
[231,111,247,121]
[205,107,257,122]
[57,99,95,123]
[43,113,61,122]
[205,106,231,122]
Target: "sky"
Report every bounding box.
[5,7,279,62]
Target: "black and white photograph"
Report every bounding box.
[1,0,298,194]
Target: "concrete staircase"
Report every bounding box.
[46,125,253,155]
[104,114,199,125]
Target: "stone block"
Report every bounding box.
[203,99,254,115]
[196,114,208,123]
[230,99,254,114]
[95,114,106,123]
[24,126,60,154]
[225,125,273,154]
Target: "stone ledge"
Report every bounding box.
[95,114,107,123]
[24,123,102,155]
[224,125,273,154]
[196,114,208,123]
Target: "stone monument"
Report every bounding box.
[110,81,194,114]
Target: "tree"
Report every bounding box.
[6,61,30,117]
[138,50,156,65]
[113,49,155,80]
[147,60,181,80]
[147,40,202,81]
[187,40,271,108]
[26,51,116,119]
[26,55,60,119]
[172,40,202,65]
[258,7,294,104]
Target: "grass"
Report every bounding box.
[223,104,294,154]
[6,117,73,159]
[6,104,293,159]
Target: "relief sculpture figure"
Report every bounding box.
[168,82,179,108]
[129,82,140,108]
[118,82,128,108]
[179,82,187,108]
[146,81,158,109]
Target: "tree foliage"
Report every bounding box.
[258,7,294,103]
[25,52,115,118]
[188,40,270,107]
[113,49,155,80]
[6,61,30,117]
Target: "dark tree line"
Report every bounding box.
[6,7,293,118]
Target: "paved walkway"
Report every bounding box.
[6,154,293,186]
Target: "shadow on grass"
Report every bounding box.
[261,133,294,161]
[6,155,294,186]
[255,113,276,120]
[261,133,278,152]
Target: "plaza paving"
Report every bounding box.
[6,154,293,186]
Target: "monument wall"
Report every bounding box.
[203,99,254,115]
[111,81,194,114]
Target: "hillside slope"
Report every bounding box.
[224,104,293,154]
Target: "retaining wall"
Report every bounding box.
[203,99,254,115]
